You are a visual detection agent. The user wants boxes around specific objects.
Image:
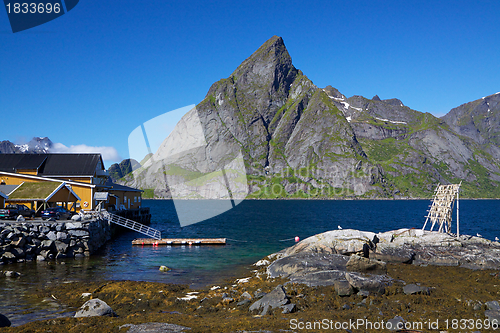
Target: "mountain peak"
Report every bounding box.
[372,95,381,101]
[383,98,404,107]
[323,86,345,99]
[231,36,294,83]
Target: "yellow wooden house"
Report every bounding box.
[0,154,142,213]
[103,179,143,210]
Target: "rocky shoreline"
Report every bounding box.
[2,228,500,332]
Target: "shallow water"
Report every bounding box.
[1,199,499,326]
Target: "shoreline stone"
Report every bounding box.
[0,313,11,327]
[119,323,190,332]
[248,285,292,315]
[74,298,117,318]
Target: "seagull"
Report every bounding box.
[338,225,342,230]
[495,237,499,242]
[476,233,482,237]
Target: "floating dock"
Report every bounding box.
[132,238,227,246]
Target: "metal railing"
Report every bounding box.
[100,210,161,240]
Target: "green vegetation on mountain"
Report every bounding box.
[108,159,140,182]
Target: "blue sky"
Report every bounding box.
[1,0,499,167]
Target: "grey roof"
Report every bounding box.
[0,154,103,176]
[0,184,19,196]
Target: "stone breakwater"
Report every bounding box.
[0,218,112,263]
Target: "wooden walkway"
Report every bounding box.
[132,238,226,246]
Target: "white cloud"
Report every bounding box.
[50,143,122,161]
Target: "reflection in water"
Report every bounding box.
[0,258,97,326]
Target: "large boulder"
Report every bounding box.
[1,252,16,262]
[56,232,69,242]
[0,313,11,327]
[486,301,500,311]
[46,231,57,241]
[54,241,68,254]
[370,243,414,264]
[413,251,459,267]
[249,285,290,315]
[334,280,354,296]
[345,272,392,294]
[11,235,26,248]
[485,310,500,322]
[68,230,89,238]
[283,229,376,257]
[267,252,349,278]
[74,298,117,318]
[346,255,387,274]
[403,284,430,295]
[3,271,21,278]
[66,221,83,229]
[119,323,190,333]
[289,270,346,287]
[375,229,500,269]
[40,240,55,250]
[380,228,460,247]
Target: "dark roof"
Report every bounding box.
[39,154,102,176]
[105,179,143,192]
[0,154,47,173]
[0,154,103,176]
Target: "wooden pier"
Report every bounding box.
[132,238,226,246]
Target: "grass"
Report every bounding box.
[460,159,500,198]
[141,189,155,199]
[163,165,204,181]
[8,182,62,199]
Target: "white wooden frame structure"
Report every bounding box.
[422,182,461,236]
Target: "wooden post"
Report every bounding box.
[457,188,459,238]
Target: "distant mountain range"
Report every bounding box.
[0,137,53,154]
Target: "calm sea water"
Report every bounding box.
[1,199,499,326]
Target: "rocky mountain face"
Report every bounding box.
[0,137,53,154]
[344,92,500,197]
[442,93,500,154]
[121,36,500,199]
[108,158,141,182]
